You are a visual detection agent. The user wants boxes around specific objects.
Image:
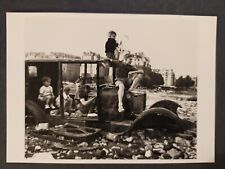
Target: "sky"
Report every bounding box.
[24,13,199,77]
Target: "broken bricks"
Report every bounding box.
[26,115,196,160]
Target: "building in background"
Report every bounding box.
[81,51,110,83]
[62,64,80,82]
[161,69,175,86]
[152,68,176,86]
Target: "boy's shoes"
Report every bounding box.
[45,105,50,109]
[118,105,125,113]
[50,104,56,109]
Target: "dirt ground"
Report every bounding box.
[25,90,197,160]
[147,90,197,123]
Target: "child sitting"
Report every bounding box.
[38,76,55,109]
[55,86,73,115]
[74,79,96,116]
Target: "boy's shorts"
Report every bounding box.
[38,95,54,101]
[106,52,115,60]
[115,78,133,90]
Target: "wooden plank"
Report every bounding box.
[25,60,101,64]
[96,63,101,121]
[58,62,64,118]
[84,63,87,83]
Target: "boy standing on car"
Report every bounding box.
[105,30,121,60]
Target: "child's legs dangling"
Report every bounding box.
[49,96,55,109]
[115,80,125,112]
[129,74,143,91]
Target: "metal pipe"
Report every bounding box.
[58,62,64,118]
[84,63,87,83]
[96,62,101,121]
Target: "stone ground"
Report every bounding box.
[25,90,197,160]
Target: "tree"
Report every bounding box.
[175,76,184,88]
[184,75,195,88]
[150,72,164,86]
[140,72,164,88]
[175,75,195,89]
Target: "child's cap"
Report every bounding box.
[41,76,51,82]
[64,86,70,92]
[108,30,116,36]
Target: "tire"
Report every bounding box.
[25,99,47,124]
[150,100,182,115]
[129,107,186,131]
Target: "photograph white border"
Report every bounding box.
[6,13,216,163]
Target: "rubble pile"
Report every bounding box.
[25,90,197,160]
[25,128,196,159]
[25,135,52,158]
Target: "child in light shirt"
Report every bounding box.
[38,76,55,109]
[56,86,73,115]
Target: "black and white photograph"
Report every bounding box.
[6,13,216,163]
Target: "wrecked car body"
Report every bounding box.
[25,58,197,159]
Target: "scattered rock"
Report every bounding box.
[153,148,166,154]
[140,147,145,151]
[137,131,145,140]
[113,154,119,159]
[108,152,113,156]
[93,143,99,147]
[25,151,34,158]
[185,140,191,147]
[78,142,88,148]
[174,152,185,159]
[106,132,119,142]
[164,140,169,145]
[172,143,181,150]
[153,143,164,149]
[66,150,75,159]
[55,125,64,128]
[75,156,82,159]
[144,144,152,151]
[60,153,66,159]
[34,145,41,152]
[175,137,184,144]
[167,148,181,159]
[191,138,197,146]
[145,150,152,158]
[32,152,54,160]
[122,148,133,158]
[27,145,35,152]
[132,154,143,159]
[95,149,106,159]
[111,146,120,150]
[125,137,133,143]
[102,148,109,155]
[163,143,173,151]
[163,153,172,159]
